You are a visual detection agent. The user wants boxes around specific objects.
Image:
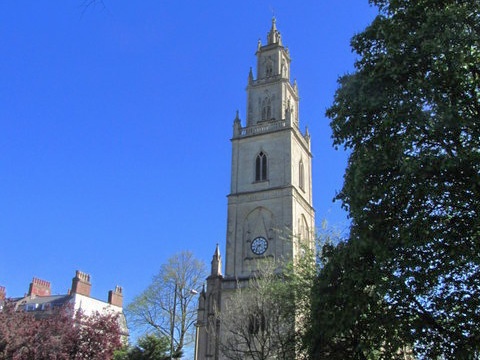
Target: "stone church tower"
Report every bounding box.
[195,19,314,360]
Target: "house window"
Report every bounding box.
[299,159,305,190]
[255,152,268,182]
[26,304,38,311]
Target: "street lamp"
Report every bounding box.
[170,282,178,360]
[190,288,201,360]
[170,285,201,360]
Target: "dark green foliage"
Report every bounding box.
[113,334,178,360]
[309,0,480,358]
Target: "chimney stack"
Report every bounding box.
[108,286,123,308]
[28,278,51,297]
[71,270,91,297]
[0,286,6,301]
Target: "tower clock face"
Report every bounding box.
[251,237,268,255]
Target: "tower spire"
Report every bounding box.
[267,17,282,45]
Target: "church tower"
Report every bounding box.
[196,19,314,360]
[227,18,314,277]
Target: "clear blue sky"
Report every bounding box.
[0,1,376,307]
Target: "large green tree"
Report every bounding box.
[309,0,480,358]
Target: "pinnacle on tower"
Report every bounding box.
[210,244,222,276]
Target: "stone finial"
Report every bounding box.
[233,110,242,137]
[0,286,5,300]
[211,244,222,276]
[214,243,221,258]
[248,67,254,84]
[285,106,292,126]
[304,127,311,148]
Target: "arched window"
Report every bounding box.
[248,311,267,335]
[299,215,309,243]
[262,97,272,121]
[299,159,305,190]
[265,58,273,77]
[255,152,268,181]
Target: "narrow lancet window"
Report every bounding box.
[266,64,273,77]
[299,159,305,190]
[265,57,274,77]
[256,152,268,181]
[262,97,272,121]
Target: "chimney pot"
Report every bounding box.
[108,285,123,307]
[28,277,51,297]
[71,270,92,297]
